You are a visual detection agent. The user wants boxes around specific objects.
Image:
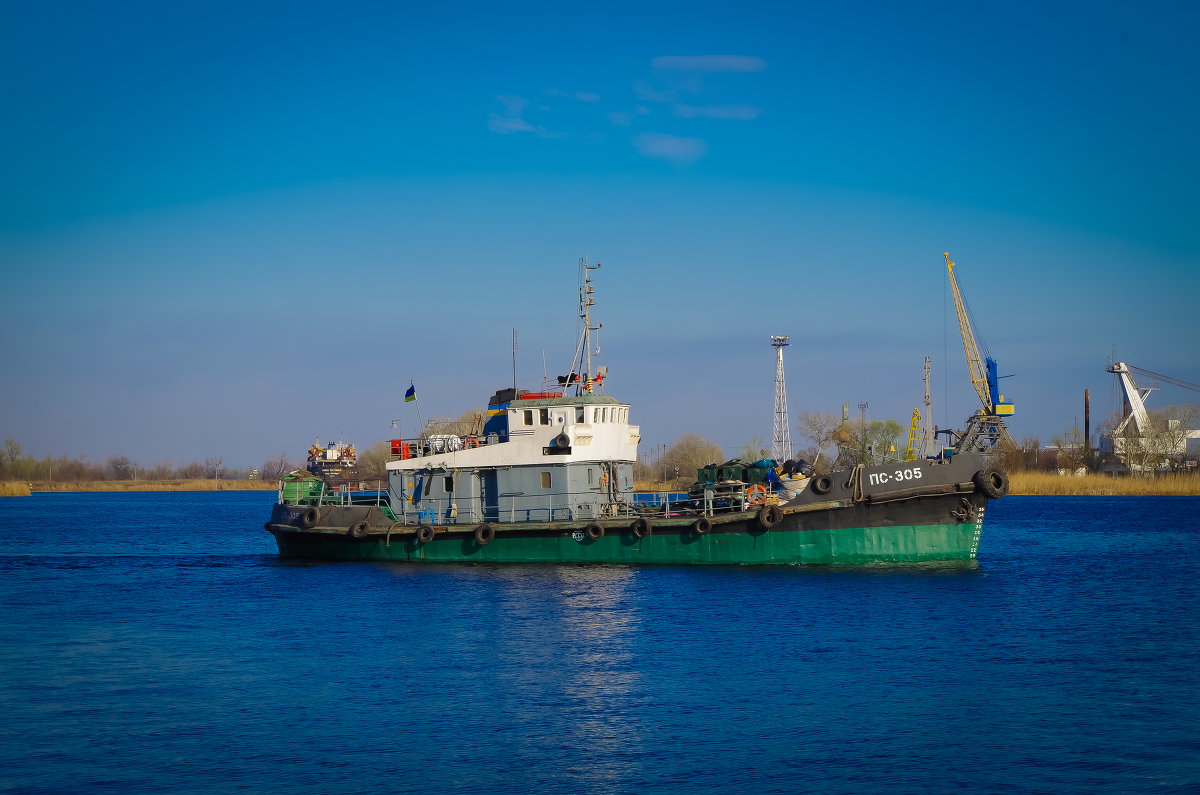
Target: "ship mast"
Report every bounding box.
[577,256,602,393]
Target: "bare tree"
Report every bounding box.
[797,411,840,469]
[4,438,20,467]
[420,408,487,438]
[148,460,176,480]
[356,441,391,480]
[1107,403,1199,473]
[107,455,134,480]
[203,457,224,479]
[660,433,724,485]
[835,418,905,467]
[261,453,295,481]
[181,461,205,479]
[737,436,770,462]
[1051,427,1089,474]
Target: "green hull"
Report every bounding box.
[267,451,1003,566]
[271,515,983,566]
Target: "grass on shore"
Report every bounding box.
[1009,470,1200,496]
[636,471,1200,497]
[19,479,278,494]
[6,471,1198,498]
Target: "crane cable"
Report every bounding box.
[1125,365,1200,393]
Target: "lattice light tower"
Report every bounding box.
[771,336,791,463]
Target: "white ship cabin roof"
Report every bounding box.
[386,392,640,472]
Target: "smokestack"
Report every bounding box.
[1084,389,1091,453]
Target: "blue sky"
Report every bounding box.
[2,0,1198,468]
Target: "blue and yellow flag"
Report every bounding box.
[405,383,416,402]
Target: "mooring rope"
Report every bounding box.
[847,464,866,503]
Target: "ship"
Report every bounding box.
[264,259,1009,565]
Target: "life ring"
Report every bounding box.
[692,517,712,535]
[746,483,768,504]
[584,522,604,540]
[812,475,833,495]
[630,516,652,539]
[474,523,496,545]
[416,524,435,544]
[757,504,783,530]
[350,520,370,539]
[301,506,319,528]
[973,467,1009,499]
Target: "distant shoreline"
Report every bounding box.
[634,471,1200,497]
[2,479,278,496]
[4,472,1198,498]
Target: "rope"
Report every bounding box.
[847,464,865,503]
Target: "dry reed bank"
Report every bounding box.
[20,479,278,494]
[6,474,1197,498]
[1009,471,1200,496]
[636,471,1200,497]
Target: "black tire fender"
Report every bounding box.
[301,506,319,528]
[630,516,652,539]
[692,517,712,535]
[973,467,1010,499]
[757,504,783,530]
[555,432,570,448]
[474,523,496,546]
[584,522,604,540]
[263,521,273,532]
[416,524,435,544]
[350,520,370,539]
[812,475,833,495]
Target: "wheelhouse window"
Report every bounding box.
[523,409,534,426]
[540,408,549,425]
[575,406,585,423]
[444,476,453,492]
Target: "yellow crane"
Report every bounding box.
[943,252,1015,453]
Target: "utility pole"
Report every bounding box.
[858,402,869,463]
[923,356,932,456]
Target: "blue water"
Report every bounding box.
[1,493,1197,794]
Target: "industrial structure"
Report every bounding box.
[940,252,1015,454]
[904,356,934,461]
[1101,361,1200,470]
[771,336,791,463]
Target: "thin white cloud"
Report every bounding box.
[652,55,767,73]
[488,114,536,134]
[633,132,708,165]
[488,95,537,134]
[674,103,761,120]
[545,89,601,102]
[608,106,650,126]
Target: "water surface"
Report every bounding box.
[1,493,1197,793]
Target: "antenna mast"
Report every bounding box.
[771,336,791,463]
[577,256,603,393]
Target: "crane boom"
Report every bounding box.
[945,252,989,410]
[944,252,1013,417]
[938,251,1015,457]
